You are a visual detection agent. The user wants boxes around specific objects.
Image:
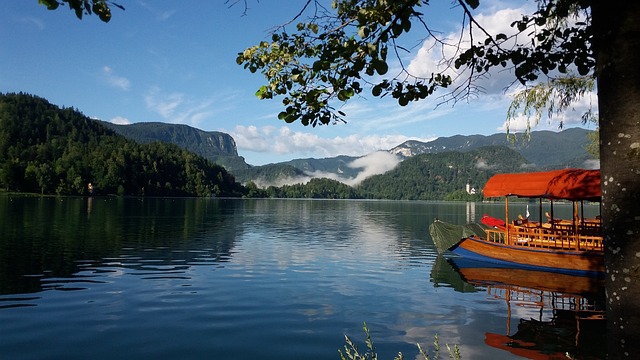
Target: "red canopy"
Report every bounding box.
[483,169,601,201]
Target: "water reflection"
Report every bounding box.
[431,256,606,359]
[1,197,605,359]
[0,197,241,299]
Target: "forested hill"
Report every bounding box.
[0,93,244,197]
[357,146,529,200]
[248,145,531,200]
[98,121,250,172]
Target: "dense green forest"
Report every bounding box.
[233,163,306,185]
[357,146,529,201]
[263,178,363,199]
[0,93,244,197]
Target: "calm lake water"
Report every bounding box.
[0,197,605,359]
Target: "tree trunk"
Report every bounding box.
[591,1,640,357]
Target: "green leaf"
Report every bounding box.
[39,0,59,10]
[255,86,271,99]
[402,19,411,33]
[373,60,388,75]
[464,0,480,9]
[93,2,112,23]
[372,84,383,97]
[358,26,369,39]
[392,23,403,37]
[337,88,355,101]
[284,113,299,123]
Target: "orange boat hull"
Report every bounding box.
[450,236,604,275]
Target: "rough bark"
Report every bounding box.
[592,1,640,357]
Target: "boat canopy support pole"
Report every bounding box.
[505,196,510,245]
[574,201,580,250]
[538,199,543,227]
[550,200,555,230]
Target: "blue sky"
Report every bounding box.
[1,1,596,166]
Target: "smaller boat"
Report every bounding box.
[429,169,603,276]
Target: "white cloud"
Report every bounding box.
[229,125,435,160]
[156,10,176,21]
[341,97,457,134]
[21,17,45,30]
[344,151,401,185]
[583,159,600,169]
[475,159,492,169]
[145,87,183,118]
[110,116,131,125]
[144,87,214,127]
[407,6,533,98]
[102,66,131,91]
[138,1,176,21]
[230,125,272,152]
[251,151,401,188]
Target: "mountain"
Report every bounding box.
[358,145,529,200]
[389,128,595,168]
[0,93,245,197]
[233,163,307,187]
[98,121,250,171]
[280,155,361,177]
[241,128,596,186]
[97,119,596,185]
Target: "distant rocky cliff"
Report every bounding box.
[98,121,249,171]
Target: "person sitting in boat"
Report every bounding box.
[545,211,572,226]
[515,214,529,226]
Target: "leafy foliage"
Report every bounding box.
[237,0,594,126]
[38,0,124,22]
[506,75,596,136]
[0,93,245,197]
[339,323,460,360]
[236,0,453,126]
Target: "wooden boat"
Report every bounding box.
[429,169,604,276]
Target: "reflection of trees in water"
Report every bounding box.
[0,197,241,296]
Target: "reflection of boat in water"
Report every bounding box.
[435,256,606,359]
[430,169,604,276]
[448,257,604,296]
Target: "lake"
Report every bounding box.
[0,197,605,359]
